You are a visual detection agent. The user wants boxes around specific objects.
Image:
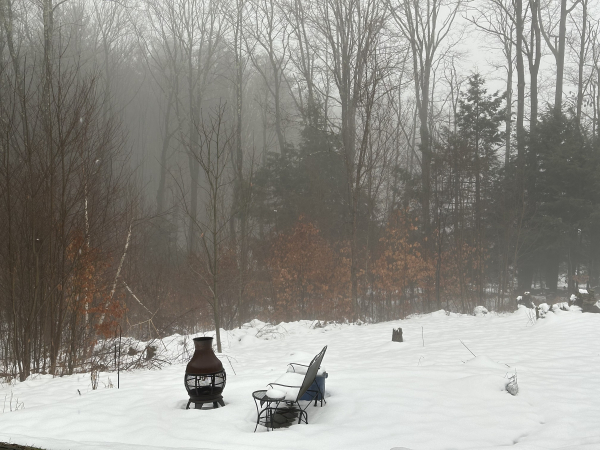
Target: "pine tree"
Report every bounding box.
[455,74,505,302]
[530,111,599,293]
[253,111,346,242]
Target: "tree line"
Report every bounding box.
[1,0,600,380]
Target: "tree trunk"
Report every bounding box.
[515,0,526,189]
[527,0,541,218]
[235,1,246,326]
[543,253,560,292]
[576,0,588,125]
[529,0,541,132]
[539,0,578,113]
[419,75,432,242]
[517,260,534,293]
[187,74,200,255]
[475,133,482,303]
[157,88,175,215]
[554,0,569,112]
[270,49,286,155]
[505,54,512,169]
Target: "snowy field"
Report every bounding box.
[1,307,600,450]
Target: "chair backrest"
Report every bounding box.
[296,345,327,401]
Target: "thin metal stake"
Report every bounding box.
[115,324,122,389]
[225,355,236,375]
[460,339,477,357]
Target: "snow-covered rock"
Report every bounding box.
[473,306,489,316]
[537,302,551,318]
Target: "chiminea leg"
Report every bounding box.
[186,400,191,410]
[217,399,225,407]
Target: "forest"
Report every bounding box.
[1,0,600,381]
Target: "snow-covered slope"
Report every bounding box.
[1,308,599,450]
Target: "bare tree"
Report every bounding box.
[388,0,464,246]
[514,0,526,198]
[468,0,515,168]
[227,0,253,326]
[136,1,184,217]
[570,0,591,125]
[142,0,225,254]
[526,0,542,134]
[0,0,138,380]
[311,0,389,318]
[181,104,235,353]
[90,0,133,124]
[591,25,600,138]
[539,0,582,112]
[284,0,325,128]
[245,0,290,154]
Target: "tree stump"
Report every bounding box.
[392,328,403,342]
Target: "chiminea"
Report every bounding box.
[184,337,226,409]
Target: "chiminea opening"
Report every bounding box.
[184,337,226,409]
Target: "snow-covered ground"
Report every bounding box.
[2,307,600,450]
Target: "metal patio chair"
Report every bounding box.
[265,345,327,425]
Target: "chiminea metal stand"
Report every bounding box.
[184,337,226,409]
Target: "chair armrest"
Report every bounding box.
[287,363,309,373]
[287,363,327,377]
[267,382,301,389]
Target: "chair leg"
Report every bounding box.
[255,406,275,432]
[255,407,265,432]
[294,402,308,425]
[299,409,308,424]
[266,408,273,431]
[317,385,326,406]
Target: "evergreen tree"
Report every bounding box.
[457,74,505,230]
[252,112,346,243]
[452,74,505,302]
[529,111,599,292]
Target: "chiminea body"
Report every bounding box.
[184,337,226,409]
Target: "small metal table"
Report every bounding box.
[252,390,299,432]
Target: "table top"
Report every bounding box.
[252,389,285,402]
[252,390,267,400]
